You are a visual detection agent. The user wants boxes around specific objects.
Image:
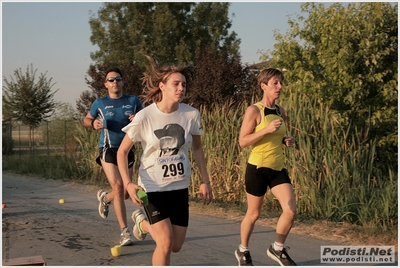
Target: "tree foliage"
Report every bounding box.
[2,64,59,147]
[88,2,239,67]
[77,2,253,114]
[263,2,398,167]
[187,47,254,108]
[77,62,144,115]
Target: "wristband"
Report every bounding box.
[126,181,132,188]
[201,181,210,185]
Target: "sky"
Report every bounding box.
[2,1,306,107]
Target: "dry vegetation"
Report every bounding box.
[189,199,398,252]
[76,180,398,251]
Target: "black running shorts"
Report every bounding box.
[245,163,292,197]
[144,188,189,227]
[96,147,135,168]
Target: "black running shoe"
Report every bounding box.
[235,249,254,266]
[267,244,297,266]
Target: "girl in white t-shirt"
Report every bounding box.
[117,55,213,266]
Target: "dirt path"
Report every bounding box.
[2,173,397,266]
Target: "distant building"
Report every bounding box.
[247,60,272,72]
[247,61,287,73]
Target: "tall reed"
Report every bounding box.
[191,100,250,204]
[4,92,396,232]
[73,122,105,183]
[188,91,397,232]
[281,88,396,231]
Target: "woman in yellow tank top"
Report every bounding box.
[234,68,297,266]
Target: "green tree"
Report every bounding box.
[187,47,250,108]
[77,2,245,114]
[263,2,398,169]
[77,62,144,115]
[2,64,59,149]
[88,2,239,68]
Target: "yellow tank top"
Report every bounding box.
[248,102,286,170]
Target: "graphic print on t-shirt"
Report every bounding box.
[153,124,188,185]
[154,124,186,157]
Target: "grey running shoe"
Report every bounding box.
[96,189,109,219]
[267,244,297,266]
[131,209,147,241]
[119,228,134,246]
[235,249,254,266]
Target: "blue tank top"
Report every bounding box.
[89,95,143,148]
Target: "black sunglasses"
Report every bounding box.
[106,76,122,83]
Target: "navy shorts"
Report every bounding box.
[96,147,135,168]
[144,188,189,227]
[245,163,292,197]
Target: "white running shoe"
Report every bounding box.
[119,228,134,246]
[96,189,109,219]
[131,209,148,241]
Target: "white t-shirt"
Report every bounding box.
[122,102,203,192]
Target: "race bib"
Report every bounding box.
[154,153,189,185]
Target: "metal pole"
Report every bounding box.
[65,120,67,156]
[368,105,371,140]
[32,127,35,158]
[18,122,21,159]
[47,121,50,158]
